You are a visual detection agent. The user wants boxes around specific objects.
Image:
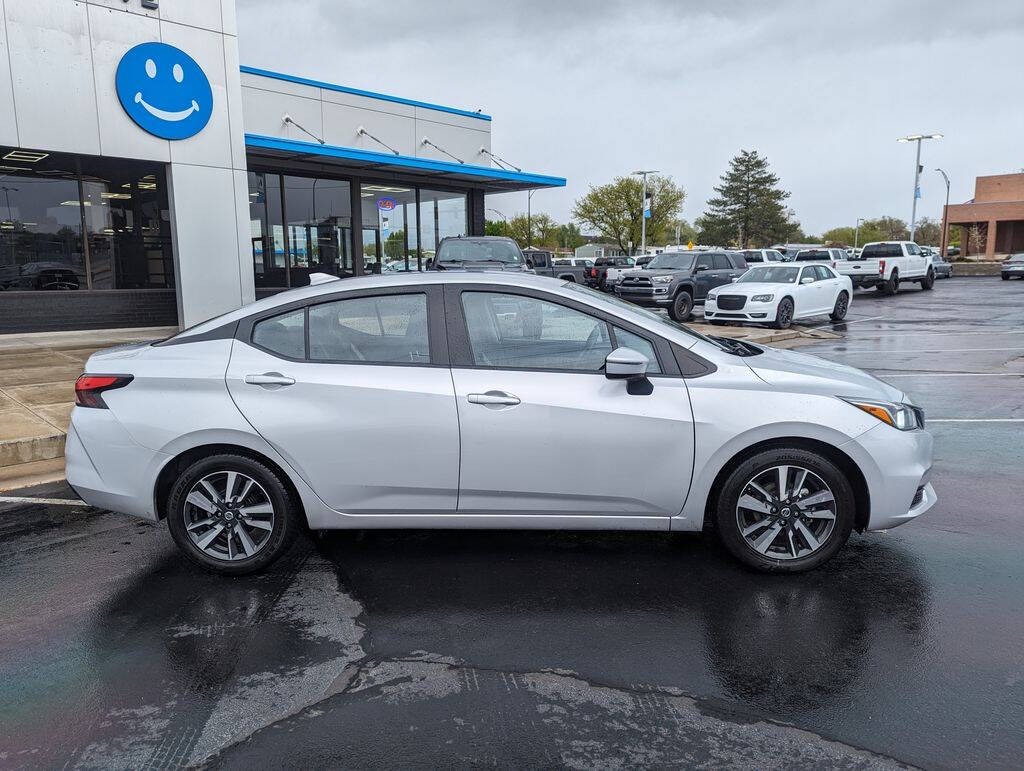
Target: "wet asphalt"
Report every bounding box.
[1,277,1022,769]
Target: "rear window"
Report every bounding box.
[595,257,615,266]
[861,243,904,259]
[742,250,764,263]
[795,250,830,261]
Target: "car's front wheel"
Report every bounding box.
[715,447,855,572]
[829,291,849,321]
[669,291,693,322]
[772,297,794,329]
[921,268,935,290]
[167,453,301,575]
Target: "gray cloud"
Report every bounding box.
[237,0,1024,235]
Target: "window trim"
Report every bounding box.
[237,284,449,368]
[442,284,683,377]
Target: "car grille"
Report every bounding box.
[621,275,653,288]
[911,486,925,508]
[716,295,746,310]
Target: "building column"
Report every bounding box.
[985,219,998,259]
[469,189,485,236]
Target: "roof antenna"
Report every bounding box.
[421,137,464,164]
[357,126,400,156]
[479,147,521,172]
[282,114,325,145]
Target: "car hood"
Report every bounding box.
[746,345,905,403]
[712,282,792,295]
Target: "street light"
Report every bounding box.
[854,217,865,250]
[935,168,951,256]
[897,133,942,240]
[632,170,658,256]
[526,189,537,248]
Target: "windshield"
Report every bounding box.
[560,281,741,353]
[436,238,523,264]
[1007,254,1024,263]
[738,266,800,284]
[647,252,695,270]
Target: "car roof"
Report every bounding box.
[172,271,663,342]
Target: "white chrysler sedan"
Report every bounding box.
[704,264,853,329]
[66,272,934,575]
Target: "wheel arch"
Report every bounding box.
[699,436,870,534]
[154,442,307,525]
[557,273,577,282]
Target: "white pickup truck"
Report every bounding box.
[835,240,935,294]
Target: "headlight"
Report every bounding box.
[653,275,673,284]
[840,397,923,430]
[707,293,717,301]
[752,294,774,302]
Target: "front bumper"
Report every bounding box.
[615,286,673,306]
[843,423,936,530]
[704,299,772,321]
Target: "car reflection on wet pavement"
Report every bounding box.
[1,279,1023,768]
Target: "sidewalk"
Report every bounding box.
[0,321,835,491]
[0,327,175,490]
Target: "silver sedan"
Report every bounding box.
[66,272,936,574]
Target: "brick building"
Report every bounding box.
[943,173,1024,258]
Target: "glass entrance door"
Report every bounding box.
[361,184,417,274]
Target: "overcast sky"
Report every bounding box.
[237,0,1024,236]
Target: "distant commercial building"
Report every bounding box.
[943,173,1024,259]
[0,0,564,333]
[574,243,625,261]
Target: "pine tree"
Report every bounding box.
[698,150,794,248]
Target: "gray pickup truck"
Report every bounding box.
[522,248,590,283]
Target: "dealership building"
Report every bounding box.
[0,0,564,333]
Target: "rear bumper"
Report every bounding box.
[846,275,880,288]
[65,408,167,521]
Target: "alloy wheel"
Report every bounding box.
[777,301,793,327]
[182,470,275,561]
[735,465,836,560]
[834,294,848,318]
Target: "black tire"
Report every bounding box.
[1002,274,1009,280]
[878,271,899,295]
[669,291,694,322]
[921,269,935,290]
[829,291,849,321]
[772,297,794,329]
[167,453,301,575]
[715,447,855,573]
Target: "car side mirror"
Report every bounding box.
[605,347,653,395]
[801,276,814,284]
[694,264,708,272]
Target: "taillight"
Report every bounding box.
[879,259,886,276]
[590,268,598,277]
[75,374,133,408]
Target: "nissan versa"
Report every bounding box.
[66,273,936,575]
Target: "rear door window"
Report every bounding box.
[308,293,430,364]
[252,308,305,359]
[712,254,732,270]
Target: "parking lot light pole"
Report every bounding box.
[487,207,508,237]
[632,170,658,257]
[897,133,942,241]
[936,168,951,256]
[854,217,865,250]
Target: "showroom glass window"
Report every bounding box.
[360,184,417,274]
[284,176,354,285]
[419,189,468,264]
[0,146,172,292]
[248,172,286,288]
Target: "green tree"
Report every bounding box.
[913,216,941,246]
[572,175,685,255]
[485,219,507,237]
[821,226,857,246]
[697,150,793,247]
[382,229,407,260]
[662,218,698,246]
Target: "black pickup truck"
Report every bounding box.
[614,250,748,321]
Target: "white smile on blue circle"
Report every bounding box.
[115,42,212,140]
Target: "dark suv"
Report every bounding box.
[614,250,747,321]
[430,236,531,272]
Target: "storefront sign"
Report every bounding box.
[376,197,396,211]
[116,42,212,140]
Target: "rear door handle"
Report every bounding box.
[245,372,295,387]
[467,391,520,407]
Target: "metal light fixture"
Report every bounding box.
[897,133,942,240]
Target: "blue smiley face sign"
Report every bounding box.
[115,42,212,140]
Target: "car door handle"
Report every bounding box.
[245,372,295,387]
[467,391,521,406]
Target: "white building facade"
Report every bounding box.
[0,0,563,332]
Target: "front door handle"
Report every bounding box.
[467,391,520,407]
[245,372,295,387]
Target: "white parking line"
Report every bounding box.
[927,419,1024,423]
[0,496,86,506]
[880,373,1023,378]
[807,314,886,330]
[831,346,1024,354]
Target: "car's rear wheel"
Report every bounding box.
[829,291,849,321]
[167,454,301,575]
[772,297,794,329]
[921,269,935,290]
[1002,274,1009,280]
[669,291,693,322]
[878,271,899,295]
[715,448,855,573]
